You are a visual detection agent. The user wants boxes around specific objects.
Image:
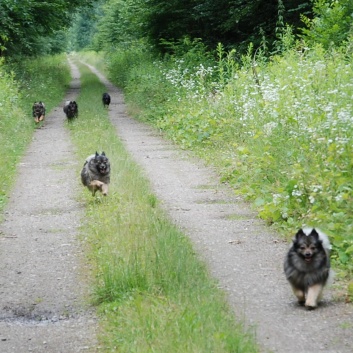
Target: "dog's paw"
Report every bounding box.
[305,300,318,310]
[101,184,109,196]
[293,289,305,303]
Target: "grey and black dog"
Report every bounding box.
[284,228,332,309]
[81,151,111,196]
[32,101,46,123]
[63,100,78,120]
[102,93,111,108]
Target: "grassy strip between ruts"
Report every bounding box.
[67,60,259,352]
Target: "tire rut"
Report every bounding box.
[0,62,98,353]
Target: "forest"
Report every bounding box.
[1,0,352,57]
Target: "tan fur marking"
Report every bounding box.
[305,284,324,308]
[291,284,305,303]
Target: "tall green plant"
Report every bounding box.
[301,0,353,48]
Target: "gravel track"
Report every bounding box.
[0,63,97,353]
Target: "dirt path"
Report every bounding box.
[0,63,97,352]
[85,62,353,353]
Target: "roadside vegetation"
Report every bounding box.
[0,55,70,216]
[81,35,353,281]
[72,0,353,282]
[67,60,259,352]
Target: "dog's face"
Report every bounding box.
[92,152,110,175]
[33,102,45,116]
[102,93,111,104]
[68,101,78,113]
[293,229,323,263]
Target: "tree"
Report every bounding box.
[301,0,353,48]
[143,0,313,52]
[0,0,94,57]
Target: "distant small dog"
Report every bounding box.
[284,228,332,309]
[102,93,111,108]
[63,100,78,120]
[81,151,111,196]
[32,101,45,123]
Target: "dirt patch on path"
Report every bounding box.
[85,62,353,353]
[0,62,97,352]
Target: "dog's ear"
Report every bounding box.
[294,228,306,241]
[310,228,320,240]
[102,151,105,156]
[95,151,99,157]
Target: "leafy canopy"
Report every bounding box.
[0,0,94,57]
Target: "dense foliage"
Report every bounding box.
[90,0,313,54]
[0,0,94,57]
[100,31,353,277]
[2,0,353,57]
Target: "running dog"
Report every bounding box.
[284,228,332,309]
[81,151,111,196]
[63,100,78,120]
[32,101,45,123]
[102,93,111,108]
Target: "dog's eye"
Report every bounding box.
[300,245,306,250]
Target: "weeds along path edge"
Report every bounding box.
[81,60,353,353]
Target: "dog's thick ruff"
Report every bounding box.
[284,228,331,309]
[81,151,111,196]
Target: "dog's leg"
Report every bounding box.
[291,284,305,304]
[89,180,104,196]
[101,183,109,196]
[305,284,324,309]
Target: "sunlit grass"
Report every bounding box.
[68,59,259,352]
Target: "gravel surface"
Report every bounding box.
[0,63,98,353]
[1,59,352,353]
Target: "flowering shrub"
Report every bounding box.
[108,41,353,275]
[152,45,353,274]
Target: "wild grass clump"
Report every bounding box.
[0,55,70,215]
[69,60,258,352]
[105,41,353,277]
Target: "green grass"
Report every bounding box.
[0,55,71,216]
[68,59,259,352]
